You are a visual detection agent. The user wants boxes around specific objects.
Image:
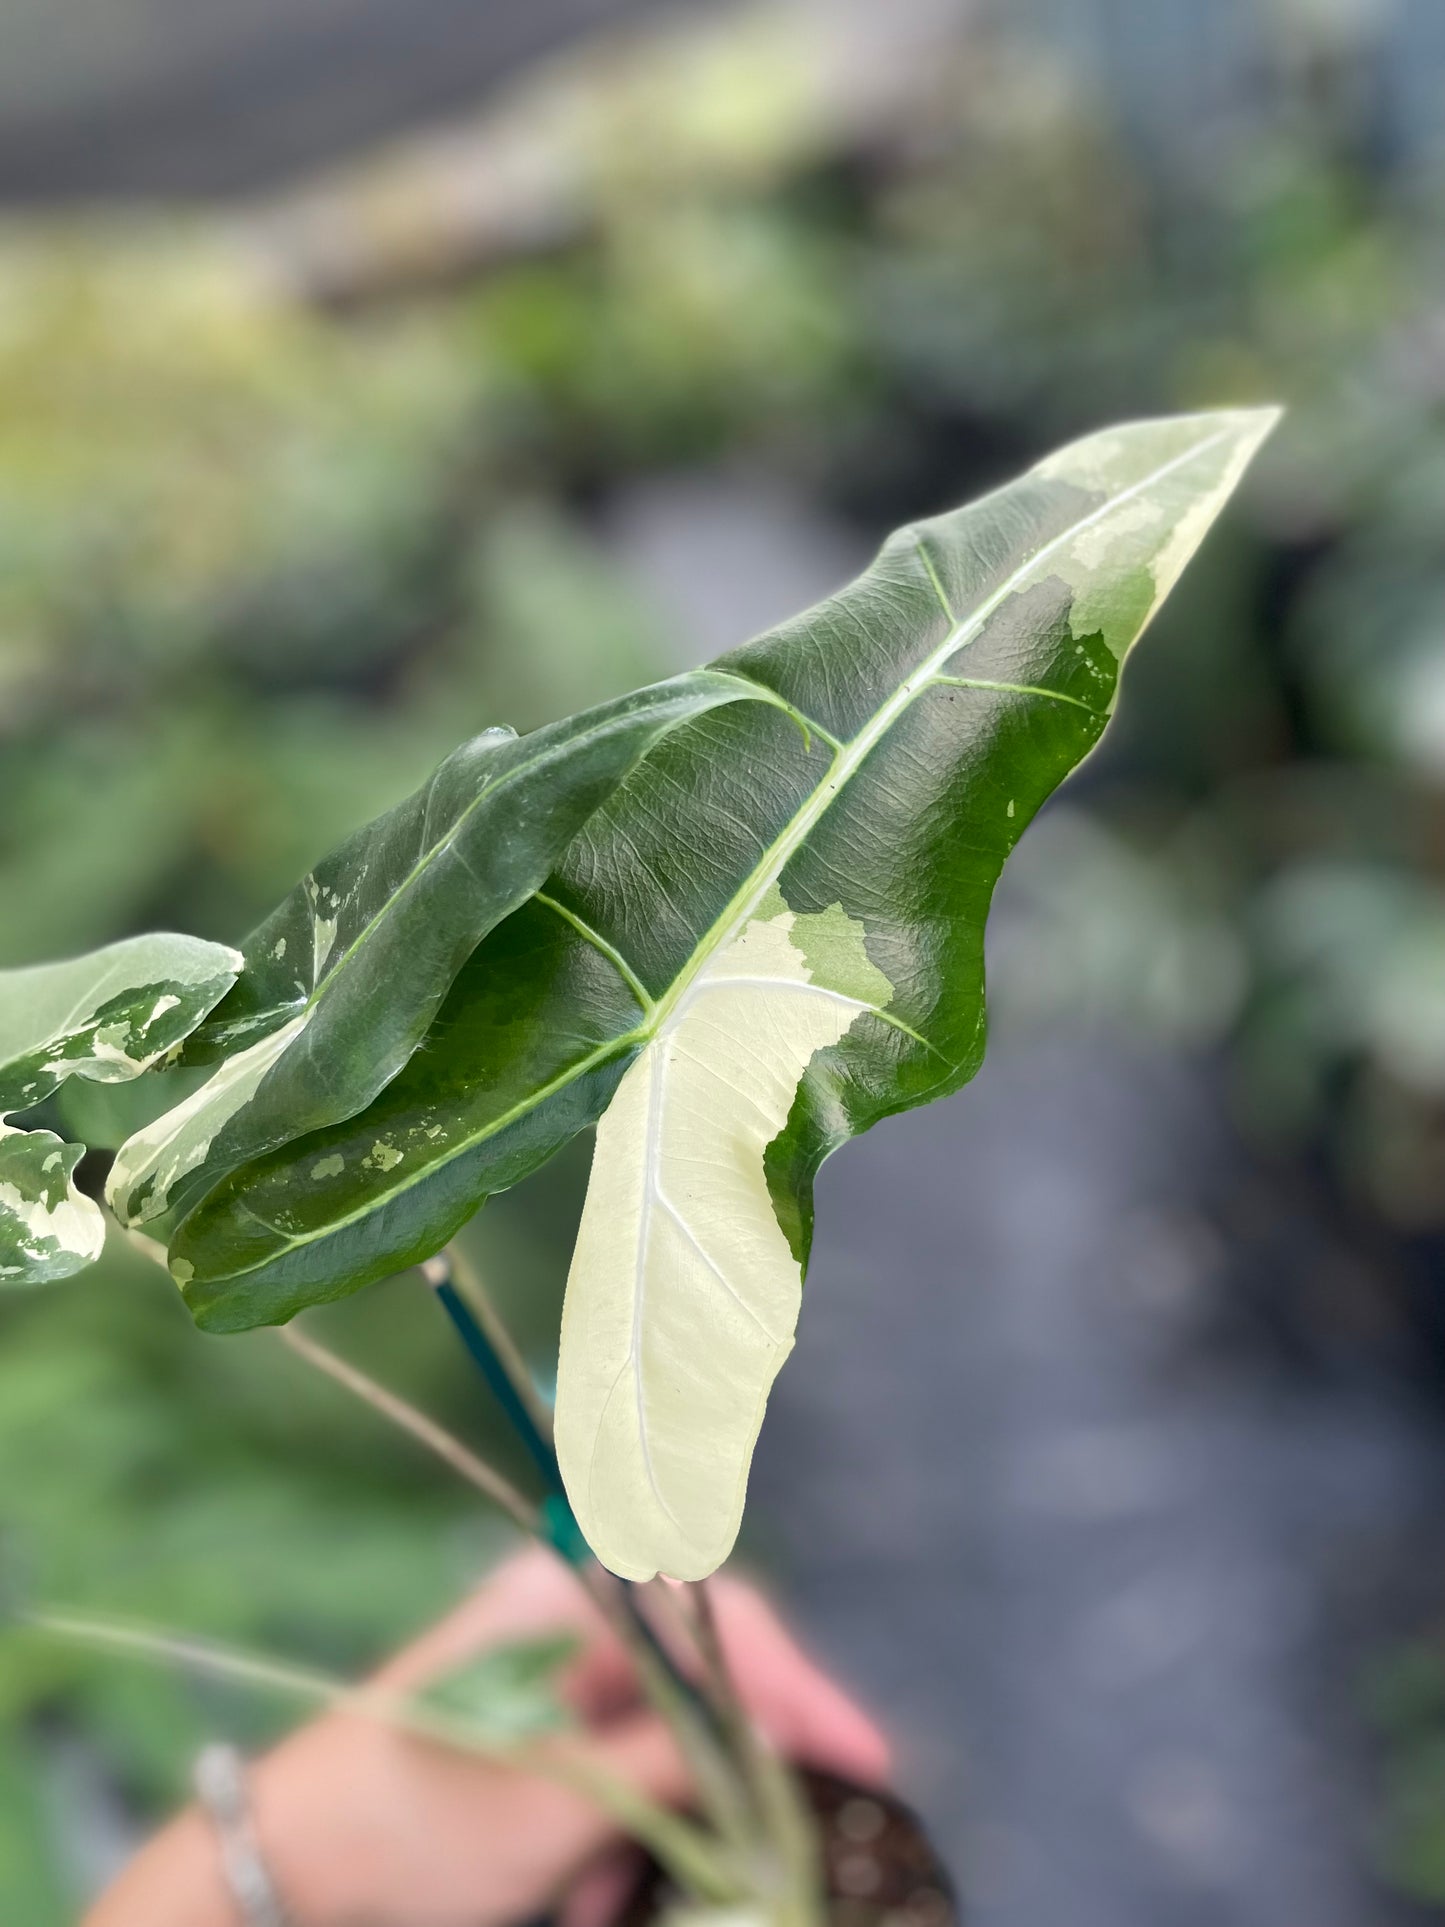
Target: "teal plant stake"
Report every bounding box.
[423,1257,563,1492]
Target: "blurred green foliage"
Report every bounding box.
[7,4,1445,1911]
[0,222,661,1915]
[1367,1640,1445,1903]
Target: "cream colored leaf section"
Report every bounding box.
[0,1125,106,1286]
[0,933,243,1114]
[1033,405,1280,650]
[555,905,890,1581]
[106,1012,308,1229]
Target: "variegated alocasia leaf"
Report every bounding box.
[168,409,1277,1579]
[0,933,241,1286]
[106,673,765,1239]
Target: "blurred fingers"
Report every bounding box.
[560,1845,647,1927]
[370,1548,891,1793]
[705,1578,892,1786]
[373,1546,638,1719]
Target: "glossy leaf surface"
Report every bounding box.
[107,673,760,1238]
[0,933,240,1286]
[171,410,1276,1577]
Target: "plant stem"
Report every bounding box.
[691,1581,824,1927]
[29,1609,741,1904]
[275,1325,539,1538]
[419,1253,741,1802]
[437,1245,557,1447]
[122,1239,812,1916]
[590,1572,760,1863]
[690,1581,758,1790]
[279,1314,760,1869]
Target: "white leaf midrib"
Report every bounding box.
[623,954,881,1527]
[630,1037,682,1532]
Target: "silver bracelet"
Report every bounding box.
[194,1743,291,1927]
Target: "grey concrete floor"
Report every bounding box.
[750,1032,1445,1927]
[608,463,1445,1926]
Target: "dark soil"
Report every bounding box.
[616,1768,958,1927]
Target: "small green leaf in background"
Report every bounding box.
[1368,1642,1445,1906]
[0,934,239,1288]
[418,1633,580,1745]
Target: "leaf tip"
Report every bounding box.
[1215,401,1284,451]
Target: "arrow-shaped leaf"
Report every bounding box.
[168,410,1277,1578]
[0,932,240,1285]
[106,673,764,1238]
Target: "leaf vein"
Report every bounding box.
[929,675,1107,716]
[532,894,654,1014]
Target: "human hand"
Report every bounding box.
[85,1546,890,1927]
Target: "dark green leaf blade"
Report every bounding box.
[171,892,645,1328]
[106,672,761,1238]
[419,1633,580,1744]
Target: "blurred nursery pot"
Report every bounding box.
[611,1770,958,1927]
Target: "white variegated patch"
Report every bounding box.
[105,1012,308,1230]
[0,1124,106,1286]
[555,901,892,1581]
[1036,406,1280,649]
[0,932,241,1288]
[0,933,242,1104]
